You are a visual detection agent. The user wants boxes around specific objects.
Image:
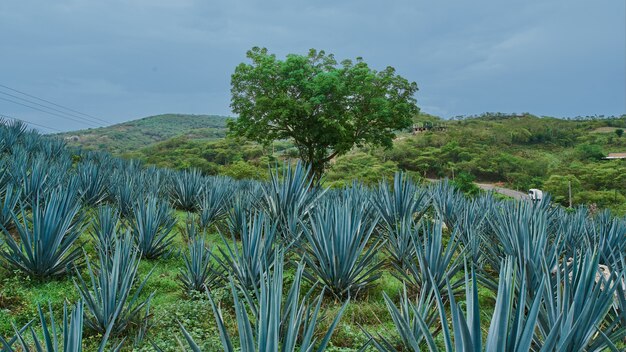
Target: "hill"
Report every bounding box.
[123,112,626,213]
[57,113,229,154]
[60,112,626,213]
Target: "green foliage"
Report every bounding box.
[451,172,480,196]
[542,174,581,205]
[58,114,229,154]
[615,128,623,137]
[219,160,266,180]
[136,137,267,177]
[574,190,626,209]
[575,143,605,160]
[325,152,399,188]
[229,47,418,178]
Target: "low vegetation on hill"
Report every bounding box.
[57,114,229,154]
[96,112,626,214]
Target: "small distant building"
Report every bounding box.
[603,153,626,160]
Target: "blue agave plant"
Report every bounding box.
[0,186,84,279]
[172,250,348,352]
[130,195,177,259]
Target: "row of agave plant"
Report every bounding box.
[0,119,624,351]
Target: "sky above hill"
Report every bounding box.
[1,0,624,132]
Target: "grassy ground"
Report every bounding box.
[0,210,496,351]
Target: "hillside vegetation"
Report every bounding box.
[57,114,229,154]
[97,112,626,214]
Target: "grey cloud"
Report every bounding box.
[0,0,623,132]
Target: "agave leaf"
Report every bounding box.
[180,250,347,352]
[0,186,83,279]
[130,194,177,259]
[300,196,384,299]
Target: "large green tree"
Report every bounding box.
[228,47,419,179]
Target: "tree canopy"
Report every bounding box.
[228,47,419,178]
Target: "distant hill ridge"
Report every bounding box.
[58,113,230,154]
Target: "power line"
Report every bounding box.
[0,91,101,128]
[0,83,110,125]
[0,113,62,132]
[0,96,100,128]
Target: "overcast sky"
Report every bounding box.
[1,0,624,132]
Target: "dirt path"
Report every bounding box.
[475,183,527,200]
[426,178,528,200]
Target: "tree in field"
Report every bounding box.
[228,47,419,179]
[615,128,624,138]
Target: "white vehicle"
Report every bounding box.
[528,188,543,201]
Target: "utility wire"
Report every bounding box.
[0,96,100,128]
[0,91,101,128]
[0,113,62,132]
[0,83,109,125]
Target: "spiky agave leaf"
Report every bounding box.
[110,167,146,218]
[486,200,559,298]
[74,233,154,339]
[588,210,626,272]
[0,321,30,351]
[75,161,108,206]
[178,227,224,295]
[483,259,544,352]
[384,218,416,273]
[198,176,234,230]
[455,198,489,266]
[428,179,464,228]
[214,211,276,291]
[175,250,348,352]
[372,171,430,232]
[0,119,27,148]
[399,219,464,295]
[260,161,324,241]
[539,250,624,351]
[90,205,121,255]
[373,258,544,352]
[7,301,122,352]
[367,286,437,351]
[300,197,384,299]
[0,186,84,279]
[130,195,177,259]
[170,168,204,212]
[0,184,20,230]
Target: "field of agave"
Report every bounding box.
[0,119,624,351]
